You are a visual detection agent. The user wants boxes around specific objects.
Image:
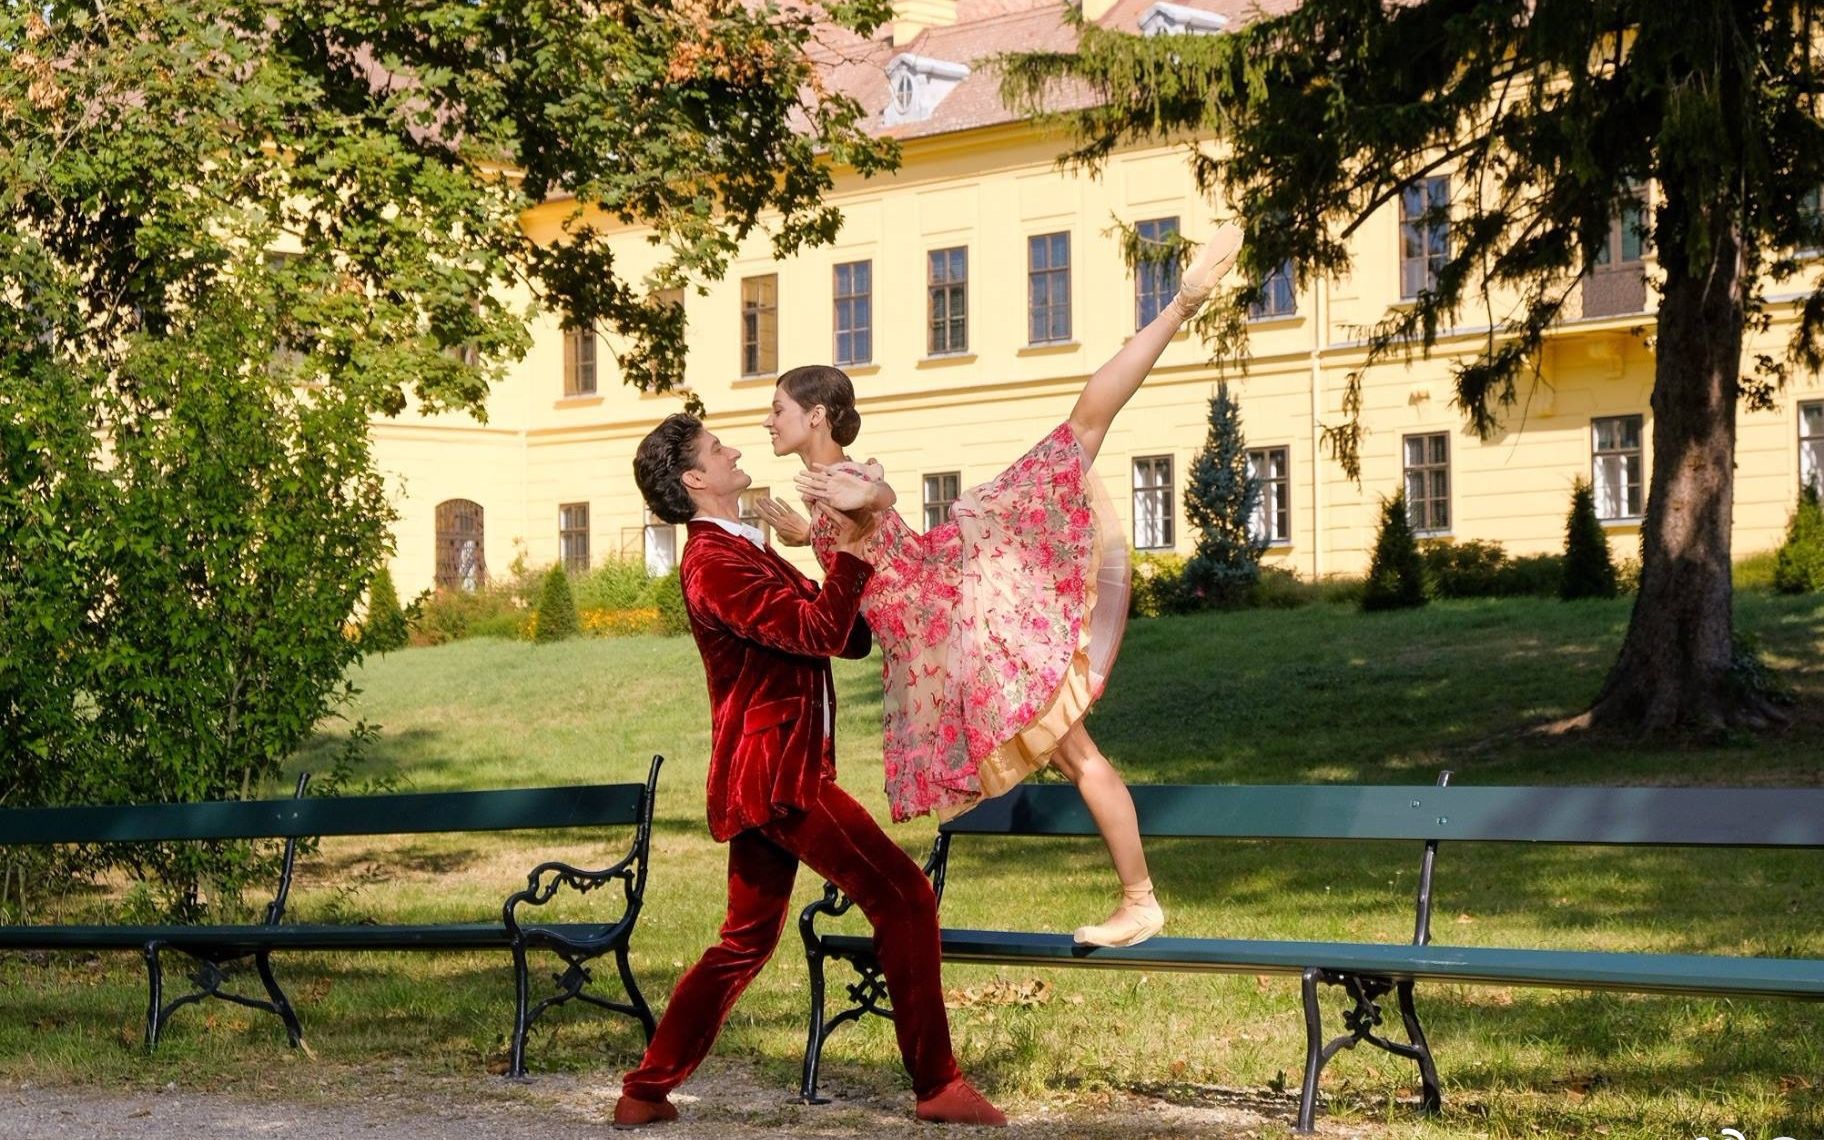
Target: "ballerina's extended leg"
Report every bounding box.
[1066,221,1244,464]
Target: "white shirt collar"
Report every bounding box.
[697,515,765,551]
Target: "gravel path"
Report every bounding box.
[0,1064,1351,1139]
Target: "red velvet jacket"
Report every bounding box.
[679,520,874,842]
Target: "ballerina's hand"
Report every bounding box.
[1170,221,1245,318]
[795,464,877,513]
[754,497,812,546]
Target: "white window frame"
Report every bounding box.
[1402,432,1450,535]
[1591,414,1645,521]
[1247,446,1292,545]
[1132,455,1175,551]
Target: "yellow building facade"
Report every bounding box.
[370,2,1824,596]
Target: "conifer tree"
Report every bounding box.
[1561,479,1619,600]
[534,566,581,643]
[1183,382,1264,607]
[362,567,411,653]
[1362,491,1427,612]
[1773,483,1824,594]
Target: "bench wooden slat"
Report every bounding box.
[0,922,623,953]
[0,783,646,845]
[820,930,1824,999]
[947,784,1824,847]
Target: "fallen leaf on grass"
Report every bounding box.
[1455,913,1475,924]
[1781,1075,1815,1092]
[943,978,1052,1009]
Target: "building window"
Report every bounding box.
[1134,217,1181,329]
[1591,415,1645,521]
[434,499,486,591]
[1247,446,1291,545]
[1595,183,1650,267]
[1400,177,1451,298]
[643,509,678,577]
[928,247,968,355]
[1133,455,1174,550]
[741,274,778,377]
[1250,259,1296,320]
[563,326,597,396]
[1402,433,1450,534]
[1803,401,1824,495]
[738,488,771,545]
[833,260,872,366]
[922,472,961,531]
[559,502,590,572]
[1028,232,1072,344]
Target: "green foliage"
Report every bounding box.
[1128,553,1194,618]
[409,587,523,645]
[1182,383,1264,608]
[575,557,660,611]
[2,0,872,908]
[1249,565,1319,610]
[534,567,582,643]
[362,569,411,654]
[1773,484,1824,594]
[1420,539,1563,599]
[1421,539,1511,599]
[1361,492,1427,612]
[652,569,691,637]
[1562,479,1620,600]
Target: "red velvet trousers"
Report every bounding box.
[621,777,960,1102]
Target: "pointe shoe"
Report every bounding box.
[1073,898,1166,949]
[1168,221,1245,318]
[612,1093,679,1129]
[916,1077,1008,1127]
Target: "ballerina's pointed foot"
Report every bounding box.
[1170,221,1245,317]
[1072,896,1165,949]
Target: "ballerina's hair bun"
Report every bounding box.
[778,364,861,446]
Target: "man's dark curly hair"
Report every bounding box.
[633,413,704,525]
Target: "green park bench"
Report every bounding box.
[798,773,1824,1130]
[0,755,663,1078]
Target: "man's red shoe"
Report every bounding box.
[915,1078,1007,1126]
[612,1093,678,1129]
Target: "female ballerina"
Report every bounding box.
[757,223,1243,948]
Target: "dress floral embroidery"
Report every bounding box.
[810,422,1131,822]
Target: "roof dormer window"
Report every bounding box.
[883,53,970,126]
[1139,1,1230,36]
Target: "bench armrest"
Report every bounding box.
[500,755,663,942]
[798,832,952,951]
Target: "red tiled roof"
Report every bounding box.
[815,0,1270,143]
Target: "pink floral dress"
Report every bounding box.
[810,423,1131,822]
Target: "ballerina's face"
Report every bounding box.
[764,384,824,457]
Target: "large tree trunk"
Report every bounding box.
[1582,203,1779,733]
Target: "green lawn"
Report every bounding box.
[5,593,1824,1138]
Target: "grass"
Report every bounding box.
[4,592,1824,1138]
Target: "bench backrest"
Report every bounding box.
[943,784,1824,848]
[0,783,647,846]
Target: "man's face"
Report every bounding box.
[683,429,752,503]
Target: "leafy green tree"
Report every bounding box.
[1562,480,1619,600]
[363,568,412,654]
[1362,492,1427,612]
[534,566,582,643]
[0,0,896,908]
[1005,2,1822,730]
[1773,484,1824,594]
[1182,382,1263,607]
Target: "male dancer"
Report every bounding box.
[618,413,1003,1128]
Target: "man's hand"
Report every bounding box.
[754,497,812,546]
[820,501,875,559]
